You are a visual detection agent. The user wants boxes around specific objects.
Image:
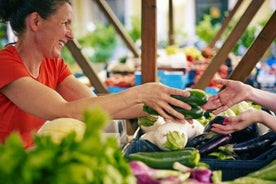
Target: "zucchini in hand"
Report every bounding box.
[143,104,204,119]
[172,89,207,106]
[143,89,207,119]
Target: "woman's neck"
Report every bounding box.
[15,38,43,78]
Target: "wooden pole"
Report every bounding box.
[168,0,175,45]
[194,0,265,89]
[141,0,157,83]
[94,0,140,58]
[229,11,276,82]
[66,40,109,94]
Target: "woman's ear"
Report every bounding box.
[27,12,41,31]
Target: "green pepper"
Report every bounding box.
[172,89,207,106]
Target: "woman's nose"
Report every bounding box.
[66,30,74,40]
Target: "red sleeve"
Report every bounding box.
[56,58,72,84]
[40,58,72,89]
[0,46,30,88]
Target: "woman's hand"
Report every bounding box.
[136,82,191,121]
[211,109,263,134]
[202,79,252,114]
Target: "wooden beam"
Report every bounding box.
[141,0,157,83]
[168,0,174,45]
[194,0,265,90]
[66,40,109,94]
[229,11,276,82]
[94,0,140,58]
[208,0,243,48]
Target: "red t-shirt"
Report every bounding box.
[0,45,72,148]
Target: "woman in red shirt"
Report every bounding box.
[0,0,192,148]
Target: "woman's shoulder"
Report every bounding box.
[0,45,23,67]
[0,45,18,59]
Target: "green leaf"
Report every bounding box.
[163,131,187,151]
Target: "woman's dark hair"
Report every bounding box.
[0,0,72,36]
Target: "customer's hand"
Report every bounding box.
[203,79,251,114]
[211,109,262,134]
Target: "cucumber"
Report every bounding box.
[172,89,207,106]
[125,148,200,169]
[143,104,204,119]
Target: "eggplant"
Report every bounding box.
[186,132,217,148]
[232,131,276,152]
[231,123,259,144]
[204,116,226,132]
[220,131,276,159]
[198,134,232,156]
[186,133,208,148]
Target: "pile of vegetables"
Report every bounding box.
[123,89,276,183]
[138,89,207,151]
[0,108,136,184]
[187,115,271,159]
[188,101,276,160]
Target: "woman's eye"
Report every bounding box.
[63,21,72,28]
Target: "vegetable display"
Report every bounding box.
[124,97,276,183]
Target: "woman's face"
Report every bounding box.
[35,3,74,59]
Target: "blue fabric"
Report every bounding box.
[266,57,276,66]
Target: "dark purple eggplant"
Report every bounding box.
[187,132,217,148]
[198,134,232,156]
[204,116,226,132]
[220,131,276,159]
[231,123,259,144]
[186,133,208,148]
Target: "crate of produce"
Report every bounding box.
[123,127,276,181]
[201,145,276,181]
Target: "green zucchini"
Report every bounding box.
[125,148,200,169]
[172,89,207,106]
[132,147,196,159]
[143,104,204,119]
